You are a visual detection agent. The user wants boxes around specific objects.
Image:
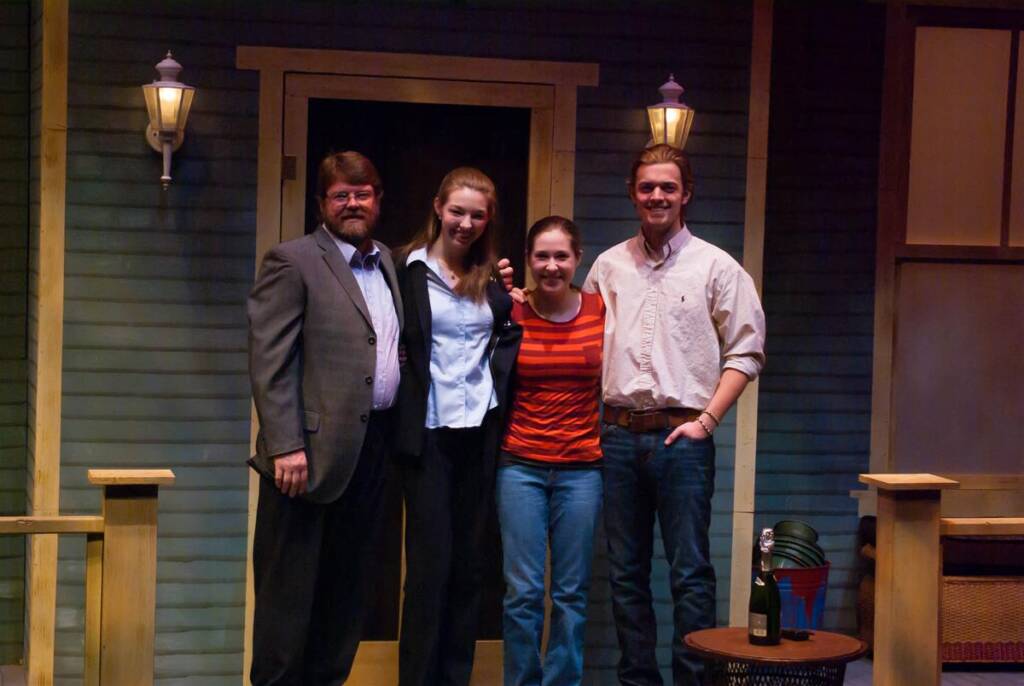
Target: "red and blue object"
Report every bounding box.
[766,564,830,630]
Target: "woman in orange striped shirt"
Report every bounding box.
[497,216,605,686]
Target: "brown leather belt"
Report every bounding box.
[602,405,702,433]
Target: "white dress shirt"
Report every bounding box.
[583,226,766,411]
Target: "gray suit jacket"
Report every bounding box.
[247,228,403,503]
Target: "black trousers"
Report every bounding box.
[250,411,391,686]
[398,418,496,686]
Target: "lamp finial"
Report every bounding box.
[658,74,684,104]
[155,51,183,83]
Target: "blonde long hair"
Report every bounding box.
[401,167,499,302]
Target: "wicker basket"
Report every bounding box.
[942,575,1024,663]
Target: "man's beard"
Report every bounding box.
[324,211,374,246]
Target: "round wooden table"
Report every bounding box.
[684,627,867,686]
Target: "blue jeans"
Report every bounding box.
[601,424,716,686]
[496,463,603,686]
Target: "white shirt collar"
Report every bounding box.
[406,246,428,266]
[638,224,692,265]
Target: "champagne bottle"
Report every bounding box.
[748,527,781,645]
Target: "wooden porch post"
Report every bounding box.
[859,474,958,686]
[88,469,175,686]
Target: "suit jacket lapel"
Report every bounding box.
[315,229,373,329]
[377,243,404,331]
[411,262,432,359]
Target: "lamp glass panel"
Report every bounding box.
[672,109,695,150]
[143,86,159,124]
[176,89,195,133]
[647,107,666,145]
[157,87,183,130]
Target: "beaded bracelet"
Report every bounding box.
[696,415,714,436]
[701,409,721,426]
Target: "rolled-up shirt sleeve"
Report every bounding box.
[712,264,766,380]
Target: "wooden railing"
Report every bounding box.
[0,469,174,686]
[857,473,1023,686]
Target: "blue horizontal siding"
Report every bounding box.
[0,0,28,666]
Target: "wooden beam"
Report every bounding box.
[27,1,68,684]
[941,517,1024,536]
[245,66,285,686]
[280,89,308,243]
[83,533,103,686]
[936,473,1024,490]
[236,46,599,87]
[729,0,772,628]
[550,85,579,218]
[895,243,1024,261]
[870,0,914,474]
[286,73,553,109]
[526,107,554,224]
[0,516,103,535]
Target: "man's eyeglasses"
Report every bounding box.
[326,190,374,205]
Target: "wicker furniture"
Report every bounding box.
[859,522,1024,664]
[942,575,1024,663]
[684,627,867,686]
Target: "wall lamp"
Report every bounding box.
[142,51,195,189]
[647,73,695,150]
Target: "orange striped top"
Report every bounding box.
[501,291,605,465]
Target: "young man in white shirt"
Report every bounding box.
[582,144,766,686]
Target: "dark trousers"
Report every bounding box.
[398,421,495,686]
[250,411,391,686]
[601,424,717,686]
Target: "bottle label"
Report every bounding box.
[749,612,767,637]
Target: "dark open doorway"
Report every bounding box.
[305,98,531,641]
[305,98,530,279]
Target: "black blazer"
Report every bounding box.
[394,258,521,464]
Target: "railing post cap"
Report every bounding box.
[858,473,960,490]
[88,469,176,486]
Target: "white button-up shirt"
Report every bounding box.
[582,226,765,410]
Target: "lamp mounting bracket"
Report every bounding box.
[146,124,184,153]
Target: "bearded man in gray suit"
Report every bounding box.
[247,151,403,686]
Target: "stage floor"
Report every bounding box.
[2,661,1022,684]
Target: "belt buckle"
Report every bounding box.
[627,409,663,433]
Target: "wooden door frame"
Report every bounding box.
[236,46,597,685]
